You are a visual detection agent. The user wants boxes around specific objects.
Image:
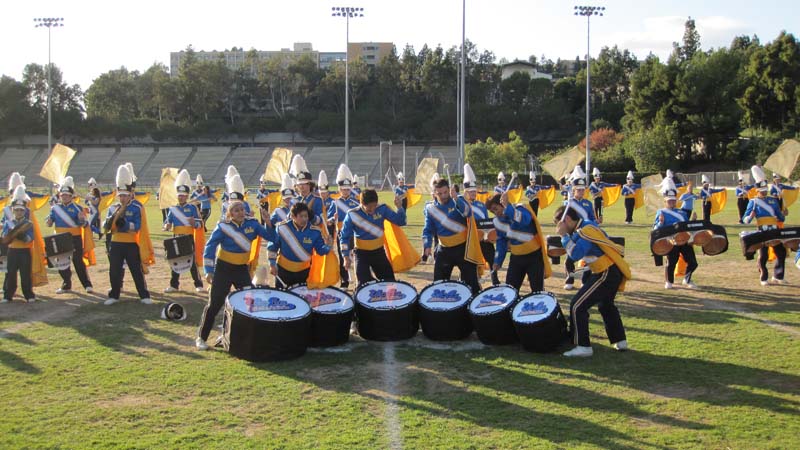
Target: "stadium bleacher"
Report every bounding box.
[138,147,193,184]
[304,147,344,183]
[181,147,230,185]
[226,147,272,185]
[0,148,38,185]
[68,147,118,186]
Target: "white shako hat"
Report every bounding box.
[11,185,28,209]
[529,170,536,181]
[195,174,204,186]
[661,177,678,200]
[8,172,24,193]
[396,172,405,181]
[626,170,635,180]
[280,173,295,198]
[752,165,769,191]
[124,162,137,188]
[88,177,97,187]
[737,170,746,182]
[116,164,134,192]
[227,174,245,202]
[570,165,587,188]
[593,167,601,178]
[430,172,441,189]
[497,171,506,181]
[175,169,192,194]
[224,165,239,183]
[318,170,329,191]
[701,174,710,184]
[773,172,781,180]
[160,302,188,321]
[259,174,267,184]
[665,169,674,179]
[59,176,75,195]
[336,164,354,188]
[463,164,478,191]
[290,155,312,184]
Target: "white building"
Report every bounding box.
[500,61,553,81]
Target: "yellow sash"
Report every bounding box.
[519,203,552,279]
[576,224,631,291]
[383,221,420,273]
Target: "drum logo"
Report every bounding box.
[302,292,341,308]
[244,294,296,313]
[518,301,547,317]
[476,293,508,308]
[428,289,461,303]
[368,287,406,303]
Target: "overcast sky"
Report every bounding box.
[2,0,795,91]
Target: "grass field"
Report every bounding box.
[1,191,798,449]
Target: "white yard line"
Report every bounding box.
[382,342,403,450]
[703,299,800,337]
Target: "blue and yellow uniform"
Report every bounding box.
[699,186,725,222]
[296,193,325,226]
[221,199,252,220]
[105,200,150,301]
[165,202,204,290]
[470,198,499,285]
[735,183,753,223]
[493,203,546,291]
[328,194,360,286]
[2,216,35,301]
[563,198,596,222]
[48,201,93,291]
[423,195,480,293]
[589,181,617,220]
[678,191,697,216]
[268,220,331,288]
[270,204,292,227]
[654,206,698,286]
[769,182,797,211]
[340,204,406,285]
[744,194,786,283]
[622,182,641,224]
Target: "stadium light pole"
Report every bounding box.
[331,6,364,167]
[459,0,466,173]
[34,17,64,153]
[574,5,604,185]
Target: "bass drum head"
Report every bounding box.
[224,288,311,361]
[355,280,418,341]
[418,280,473,341]
[672,231,691,246]
[168,255,194,274]
[512,292,567,353]
[783,237,800,252]
[468,284,519,345]
[291,284,354,347]
[546,235,566,257]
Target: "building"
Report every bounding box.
[319,52,346,69]
[347,42,394,66]
[500,61,553,81]
[169,43,319,76]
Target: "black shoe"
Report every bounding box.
[340,282,349,289]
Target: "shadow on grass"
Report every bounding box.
[0,331,40,374]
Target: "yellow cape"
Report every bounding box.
[30,214,48,287]
[576,224,632,291]
[384,221,420,273]
[519,203,553,279]
[307,203,340,288]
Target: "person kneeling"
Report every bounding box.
[268,202,333,289]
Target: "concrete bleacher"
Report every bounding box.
[226,147,272,185]
[68,147,118,185]
[182,147,229,185]
[304,147,344,183]
[108,147,153,184]
[347,147,381,184]
[386,145,428,185]
[138,147,193,184]
[0,148,38,185]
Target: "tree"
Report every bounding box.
[0,76,40,138]
[672,17,701,62]
[85,67,140,120]
[465,131,528,175]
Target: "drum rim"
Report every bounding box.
[468,283,519,315]
[226,287,312,321]
[418,279,473,311]
[288,283,355,315]
[513,290,559,321]
[354,279,418,310]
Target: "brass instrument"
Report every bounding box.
[1,221,33,245]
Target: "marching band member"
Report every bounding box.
[486,191,550,292]
[163,169,205,293]
[555,204,631,357]
[589,167,617,223]
[563,165,596,291]
[423,178,481,294]
[1,186,36,303]
[85,178,103,238]
[255,175,275,226]
[271,174,295,227]
[351,175,362,197]
[191,174,213,230]
[677,183,698,220]
[770,173,797,215]
[267,202,332,289]
[290,155,324,225]
[654,178,698,289]
[340,188,406,286]
[3,173,30,224]
[45,176,94,294]
[330,165,362,288]
[525,171,541,216]
[494,172,507,194]
[198,174,274,350]
[221,166,252,218]
[463,164,499,285]
[318,171,334,219]
[622,171,640,224]
[699,175,724,223]
[744,166,787,286]
[394,172,411,209]
[735,174,753,224]
[103,165,152,305]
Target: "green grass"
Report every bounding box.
[0,190,798,449]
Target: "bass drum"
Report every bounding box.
[511,292,567,353]
[223,287,311,362]
[290,284,354,347]
[418,280,474,341]
[354,280,419,341]
[468,284,519,345]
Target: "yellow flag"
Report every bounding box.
[542,146,585,181]
[39,144,76,184]
[764,139,800,179]
[506,187,524,204]
[30,214,48,287]
[405,188,423,208]
[476,191,490,204]
[414,158,440,195]
[29,194,51,212]
[602,185,622,208]
[783,188,799,209]
[99,192,116,212]
[0,196,7,209]
[641,174,664,217]
[537,186,556,209]
[264,148,293,184]
[267,191,283,210]
[710,189,728,215]
[747,187,758,200]
[634,189,645,210]
[383,222,420,272]
[159,168,179,210]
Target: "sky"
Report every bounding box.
[1,0,796,91]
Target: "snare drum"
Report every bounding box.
[418,280,474,341]
[468,284,519,345]
[511,291,568,353]
[223,287,312,361]
[291,284,354,347]
[44,232,74,271]
[354,280,418,341]
[164,234,195,274]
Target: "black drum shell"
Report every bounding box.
[311,309,354,347]
[356,303,418,341]
[164,234,194,259]
[471,308,518,345]
[419,304,473,341]
[44,232,74,257]
[513,304,567,353]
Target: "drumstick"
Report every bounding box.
[274,273,287,288]
[444,164,452,186]
[505,172,518,193]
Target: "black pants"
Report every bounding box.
[337,233,353,286]
[108,242,150,300]
[594,197,603,220]
[276,266,310,290]
[565,257,576,285]
[161,208,167,222]
[569,265,626,347]
[480,241,500,285]
[506,249,545,293]
[528,198,540,216]
[354,248,395,287]
[201,209,210,231]
[3,248,34,301]
[665,244,698,284]
[758,244,786,282]
[433,243,480,294]
[624,197,635,223]
[170,262,204,289]
[58,235,92,290]
[198,260,251,341]
[91,215,102,238]
[702,201,712,223]
[737,198,748,223]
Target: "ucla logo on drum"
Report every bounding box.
[476,293,508,309]
[301,292,341,308]
[518,301,547,317]
[368,288,406,303]
[245,294,296,313]
[427,289,461,303]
